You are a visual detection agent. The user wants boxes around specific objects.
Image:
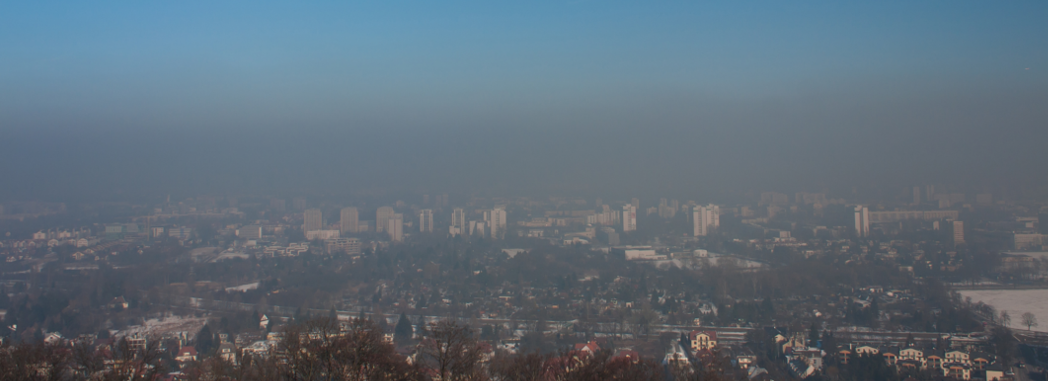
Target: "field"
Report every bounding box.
[959,289,1048,332]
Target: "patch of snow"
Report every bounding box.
[960,289,1048,332]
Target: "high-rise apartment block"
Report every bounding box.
[292,197,307,211]
[450,208,466,236]
[376,206,394,233]
[485,207,507,238]
[387,213,403,242]
[303,208,323,232]
[623,204,637,232]
[854,205,870,237]
[794,192,827,205]
[760,192,789,206]
[237,225,262,240]
[586,204,620,225]
[913,186,921,205]
[340,207,359,234]
[658,198,679,218]
[692,204,720,236]
[953,220,964,245]
[419,209,434,233]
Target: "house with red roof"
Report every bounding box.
[574,340,600,355]
[175,346,197,363]
[689,330,717,351]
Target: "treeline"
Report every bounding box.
[1,317,736,381]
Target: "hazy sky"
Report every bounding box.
[2,2,1046,201]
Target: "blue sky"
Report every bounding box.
[1,2,1046,200]
[2,1,1045,132]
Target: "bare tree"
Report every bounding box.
[491,349,664,381]
[276,317,423,381]
[669,349,735,381]
[419,320,486,381]
[185,354,282,381]
[559,350,664,381]
[1021,312,1038,331]
[100,337,167,381]
[1000,310,1011,327]
[0,341,69,381]
[489,351,549,381]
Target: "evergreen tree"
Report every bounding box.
[195,325,215,356]
[395,313,413,343]
[808,322,821,347]
[822,332,838,354]
[416,315,430,339]
[870,298,880,322]
[0,286,9,309]
[761,298,774,315]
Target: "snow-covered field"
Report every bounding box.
[959,289,1048,332]
[115,315,209,339]
[225,282,260,292]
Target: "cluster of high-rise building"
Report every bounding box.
[657,198,680,218]
[855,201,965,245]
[586,204,620,226]
[294,205,404,242]
[448,207,506,239]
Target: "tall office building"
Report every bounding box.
[913,187,921,205]
[340,207,359,234]
[925,185,935,202]
[419,209,434,233]
[953,220,965,245]
[376,206,395,233]
[623,204,637,232]
[450,208,466,236]
[854,205,870,237]
[631,198,640,209]
[303,208,323,232]
[387,213,404,242]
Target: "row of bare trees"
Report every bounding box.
[0,337,166,381]
[3,317,734,381]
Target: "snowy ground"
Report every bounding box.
[959,289,1048,332]
[115,315,209,339]
[225,282,260,292]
